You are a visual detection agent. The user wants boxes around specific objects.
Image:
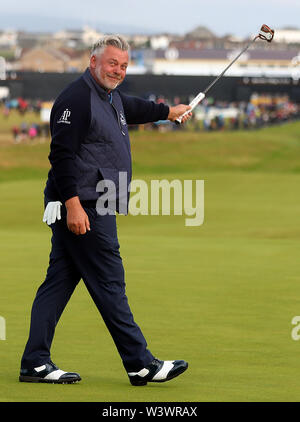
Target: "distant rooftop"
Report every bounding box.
[185,26,216,40]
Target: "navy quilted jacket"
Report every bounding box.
[44,68,169,212]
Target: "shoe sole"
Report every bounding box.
[130,363,188,386]
[19,375,81,384]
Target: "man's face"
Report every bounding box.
[90,45,129,91]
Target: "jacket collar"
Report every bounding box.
[83,68,111,101]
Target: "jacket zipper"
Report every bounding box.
[109,93,126,136]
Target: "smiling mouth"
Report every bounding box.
[107,75,121,81]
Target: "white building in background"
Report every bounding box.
[0,56,6,80]
[151,47,300,79]
[53,29,83,48]
[81,26,103,47]
[273,28,300,44]
[0,29,18,47]
[53,26,103,48]
[150,35,171,50]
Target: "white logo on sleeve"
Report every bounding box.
[57,108,71,124]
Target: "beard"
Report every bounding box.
[95,67,121,91]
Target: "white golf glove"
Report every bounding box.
[43,201,62,225]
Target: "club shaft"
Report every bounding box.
[203,36,258,95]
[175,34,260,124]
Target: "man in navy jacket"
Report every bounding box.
[19,35,192,386]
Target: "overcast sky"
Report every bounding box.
[0,0,299,37]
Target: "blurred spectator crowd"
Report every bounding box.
[1,97,50,143]
[141,93,300,132]
[2,97,42,115]
[1,94,300,142]
[11,122,50,143]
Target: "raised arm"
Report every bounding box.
[119,91,191,125]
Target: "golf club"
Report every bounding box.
[175,24,275,124]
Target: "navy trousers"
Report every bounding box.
[21,202,154,372]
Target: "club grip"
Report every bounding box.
[175,92,205,125]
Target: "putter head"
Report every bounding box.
[258,24,274,42]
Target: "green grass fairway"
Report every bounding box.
[1,120,300,402]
